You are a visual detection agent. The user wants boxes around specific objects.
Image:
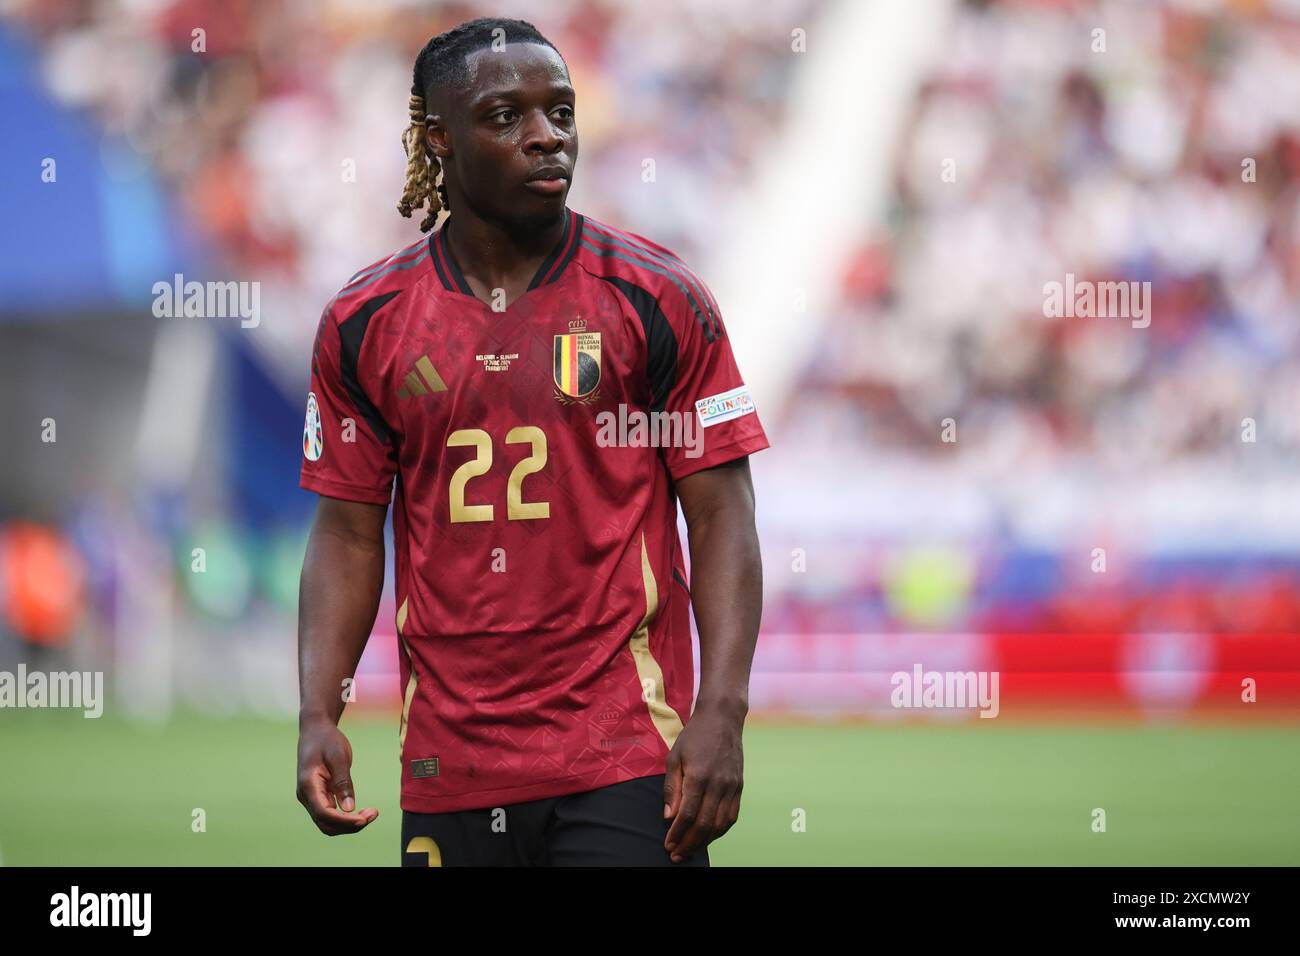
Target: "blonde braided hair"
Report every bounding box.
[397,93,445,232]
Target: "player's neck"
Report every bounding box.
[442,208,569,305]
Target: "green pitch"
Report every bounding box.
[1,711,1296,865]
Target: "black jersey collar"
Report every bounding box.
[430,207,585,295]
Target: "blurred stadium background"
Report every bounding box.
[2,0,1298,865]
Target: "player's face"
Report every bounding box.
[438,42,577,229]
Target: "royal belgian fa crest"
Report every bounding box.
[553,323,601,405]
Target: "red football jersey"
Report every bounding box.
[300,208,770,812]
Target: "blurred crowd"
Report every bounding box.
[5,0,822,366]
[791,0,1300,473]
[755,0,1300,638]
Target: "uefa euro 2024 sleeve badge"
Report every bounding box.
[553,316,601,406]
[303,391,324,461]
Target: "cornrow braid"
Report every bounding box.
[396,17,562,232]
[397,92,444,232]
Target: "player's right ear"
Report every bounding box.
[426,115,451,158]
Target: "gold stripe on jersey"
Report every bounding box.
[397,355,447,399]
[397,598,418,753]
[400,370,427,398]
[416,355,447,392]
[629,532,685,749]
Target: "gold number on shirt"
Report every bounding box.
[505,426,550,520]
[447,429,494,523]
[447,426,549,523]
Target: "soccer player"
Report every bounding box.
[296,17,768,866]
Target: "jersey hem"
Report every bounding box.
[399,759,667,813]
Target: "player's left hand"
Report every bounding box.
[663,699,745,863]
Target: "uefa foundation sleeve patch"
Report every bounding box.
[695,385,757,428]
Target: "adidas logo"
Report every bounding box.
[398,356,447,399]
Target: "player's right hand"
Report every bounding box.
[296,719,379,836]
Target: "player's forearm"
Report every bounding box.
[685,504,763,718]
[297,521,386,727]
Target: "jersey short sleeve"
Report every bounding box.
[656,277,771,481]
[299,306,397,505]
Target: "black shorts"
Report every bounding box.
[400,773,709,867]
